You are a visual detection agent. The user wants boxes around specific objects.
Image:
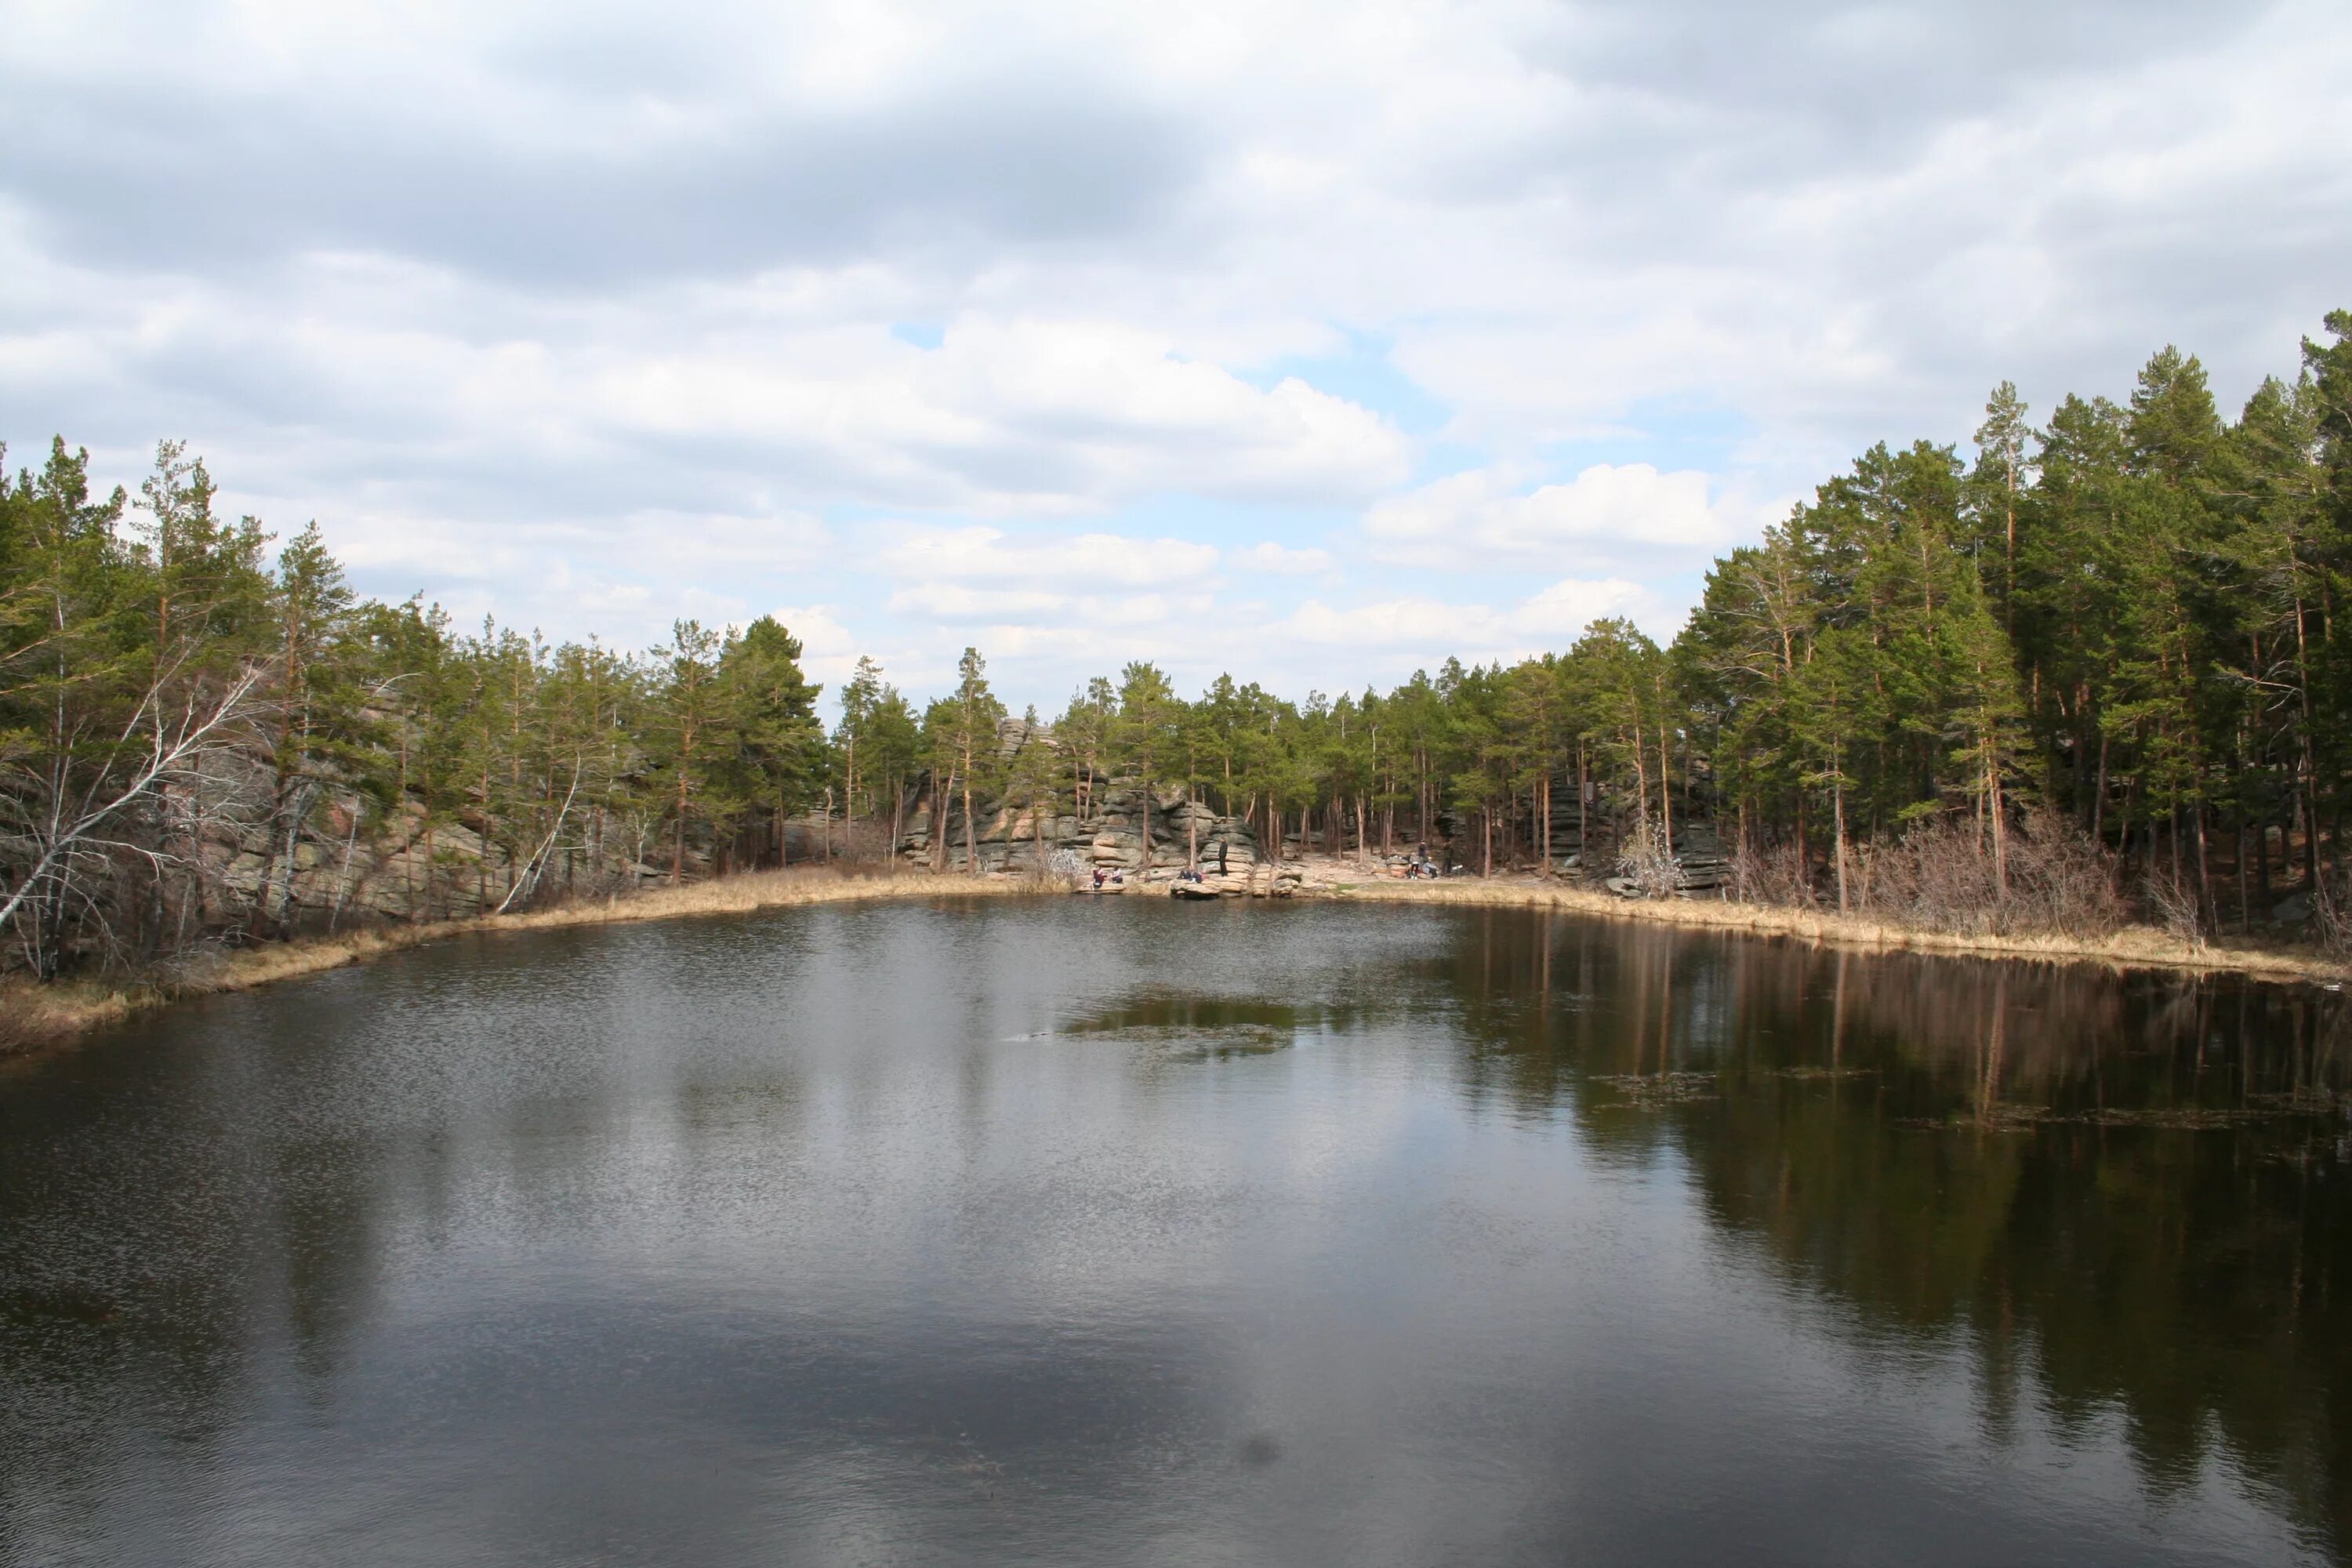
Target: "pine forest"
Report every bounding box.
[6,310,2352,984]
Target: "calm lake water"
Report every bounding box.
[4,898,2350,1566]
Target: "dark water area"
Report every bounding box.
[4,900,2350,1566]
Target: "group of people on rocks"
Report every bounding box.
[1095,866,1215,889]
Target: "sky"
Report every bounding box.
[3,1,2347,714]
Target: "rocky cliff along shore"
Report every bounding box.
[191,718,1731,925]
[899,783,1300,895]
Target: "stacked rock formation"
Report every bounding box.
[898,784,1291,893]
[895,718,1290,894]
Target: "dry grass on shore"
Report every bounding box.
[1,865,1036,1060]
[10,858,2342,1063]
[1317,871,2347,984]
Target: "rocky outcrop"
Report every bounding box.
[146,739,672,936]
[899,784,1275,885]
[203,793,666,927]
[892,720,1276,887]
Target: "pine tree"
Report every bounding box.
[724,617,824,864]
[649,619,731,885]
[1116,661,1179,872]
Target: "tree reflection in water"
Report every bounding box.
[1443,909,2352,1550]
[5,902,2348,1563]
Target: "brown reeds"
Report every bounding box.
[1321,873,2344,984]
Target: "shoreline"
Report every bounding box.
[1308,869,2348,985]
[9,859,2343,1061]
[0,867,1036,1061]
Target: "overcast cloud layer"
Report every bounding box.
[3,0,2346,708]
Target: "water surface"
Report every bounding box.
[4,899,2348,1565]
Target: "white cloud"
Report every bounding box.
[1511,578,1657,638]
[886,583,1070,622]
[765,602,864,687]
[880,525,1221,590]
[616,510,835,571]
[1271,575,1653,665]
[568,317,1410,515]
[1364,463,1755,574]
[2,0,2343,706]
[770,603,858,654]
[1231,541,1334,575]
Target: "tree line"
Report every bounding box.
[5,309,2350,978]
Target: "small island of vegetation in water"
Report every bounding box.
[5,310,2352,1043]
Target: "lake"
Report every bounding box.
[3,898,2347,1566]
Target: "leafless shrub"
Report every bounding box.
[1615,818,1680,899]
[1036,847,1087,890]
[1868,816,2008,934]
[2141,867,2207,952]
[557,862,642,901]
[1729,810,2124,938]
[825,819,900,866]
[1730,838,1816,907]
[2002,811,2127,938]
[146,935,235,993]
[2311,870,2352,957]
[1867,811,2125,938]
